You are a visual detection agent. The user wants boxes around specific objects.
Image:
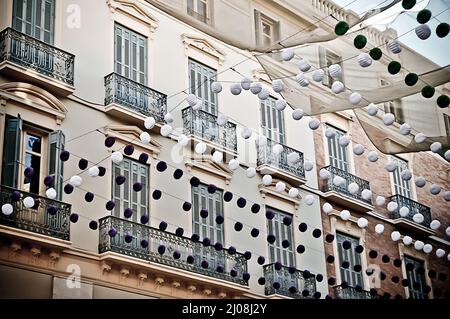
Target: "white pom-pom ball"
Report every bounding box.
[401,169,412,181]
[414,240,424,250]
[256,135,267,146]
[361,189,372,201]
[403,236,413,245]
[195,142,207,154]
[348,182,359,195]
[246,167,256,178]
[415,24,431,40]
[399,123,411,135]
[140,132,151,144]
[45,188,57,199]
[319,168,331,180]
[357,53,372,67]
[295,74,310,87]
[258,89,270,100]
[384,160,397,172]
[423,244,433,254]
[340,210,351,220]
[298,59,311,72]
[367,103,378,116]
[308,118,321,130]
[88,166,100,177]
[368,151,379,162]
[275,181,286,192]
[70,175,83,187]
[228,159,240,170]
[399,206,410,217]
[444,191,450,201]
[430,184,441,195]
[292,109,304,120]
[391,231,401,241]
[312,69,324,82]
[325,128,336,139]
[241,127,252,139]
[331,81,345,94]
[430,220,441,230]
[178,134,189,146]
[353,144,365,156]
[288,188,299,198]
[387,201,398,212]
[230,83,242,95]
[23,196,35,208]
[329,64,342,79]
[211,82,222,93]
[447,227,450,236]
[339,135,350,147]
[303,160,314,171]
[192,99,203,111]
[388,40,402,54]
[445,150,450,161]
[304,195,314,206]
[212,151,223,163]
[272,144,283,155]
[281,49,295,61]
[322,202,333,214]
[333,175,346,187]
[375,224,385,234]
[275,99,287,111]
[186,94,197,106]
[164,112,173,123]
[241,77,252,90]
[414,133,426,144]
[287,152,300,165]
[249,82,262,94]
[430,142,442,153]
[436,249,445,258]
[357,217,368,228]
[349,92,362,105]
[144,117,156,130]
[2,203,13,216]
[415,176,426,188]
[375,195,385,206]
[413,213,424,223]
[217,114,228,126]
[383,113,395,126]
[262,175,273,186]
[272,79,284,93]
[160,124,173,137]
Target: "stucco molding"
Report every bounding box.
[185,159,233,184]
[182,34,226,65]
[104,125,162,157]
[106,0,159,34]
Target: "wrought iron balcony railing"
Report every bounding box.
[334,285,378,299]
[0,28,74,86]
[0,185,71,240]
[104,72,167,122]
[263,263,317,299]
[182,107,237,152]
[257,139,305,179]
[389,194,432,228]
[99,215,248,285]
[322,165,371,205]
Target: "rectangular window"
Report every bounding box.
[261,96,285,144]
[391,156,412,198]
[380,79,404,124]
[192,183,224,268]
[266,207,295,266]
[114,24,147,85]
[188,59,217,114]
[404,256,427,299]
[22,132,43,194]
[254,10,280,47]
[326,124,349,172]
[319,47,342,88]
[187,0,209,23]
[336,232,363,288]
[444,114,450,137]
[112,157,149,222]
[13,0,55,44]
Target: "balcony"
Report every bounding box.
[98,216,248,285]
[0,28,75,95]
[389,194,432,233]
[257,139,305,185]
[321,165,372,212]
[182,107,237,154]
[263,264,317,299]
[333,285,378,299]
[0,185,71,241]
[104,72,167,123]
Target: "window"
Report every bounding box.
[404,256,428,299]
[390,156,412,199]
[114,24,148,85]
[192,183,224,267]
[189,59,217,114]
[1,115,65,199]
[261,96,285,144]
[380,79,404,124]
[255,10,280,47]
[319,47,342,88]
[13,0,55,44]
[112,157,149,222]
[444,114,450,137]
[187,0,209,23]
[336,232,363,288]
[326,125,349,172]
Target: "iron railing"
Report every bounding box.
[322,165,371,204]
[104,72,167,122]
[0,28,74,86]
[334,285,377,299]
[182,107,237,151]
[263,263,317,299]
[257,139,305,179]
[0,185,71,240]
[99,215,248,285]
[389,194,432,228]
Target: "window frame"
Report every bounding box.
[318,46,343,88]
[266,206,295,267]
[403,255,428,299]
[254,10,280,47]
[325,124,350,172]
[389,156,413,199]
[336,232,364,288]
[187,0,210,24]
[260,96,286,144]
[188,58,218,115]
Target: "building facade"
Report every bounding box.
[0,0,448,299]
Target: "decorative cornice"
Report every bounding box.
[104,125,162,157]
[182,34,226,65]
[185,159,233,184]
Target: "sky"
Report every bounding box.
[332,0,450,66]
